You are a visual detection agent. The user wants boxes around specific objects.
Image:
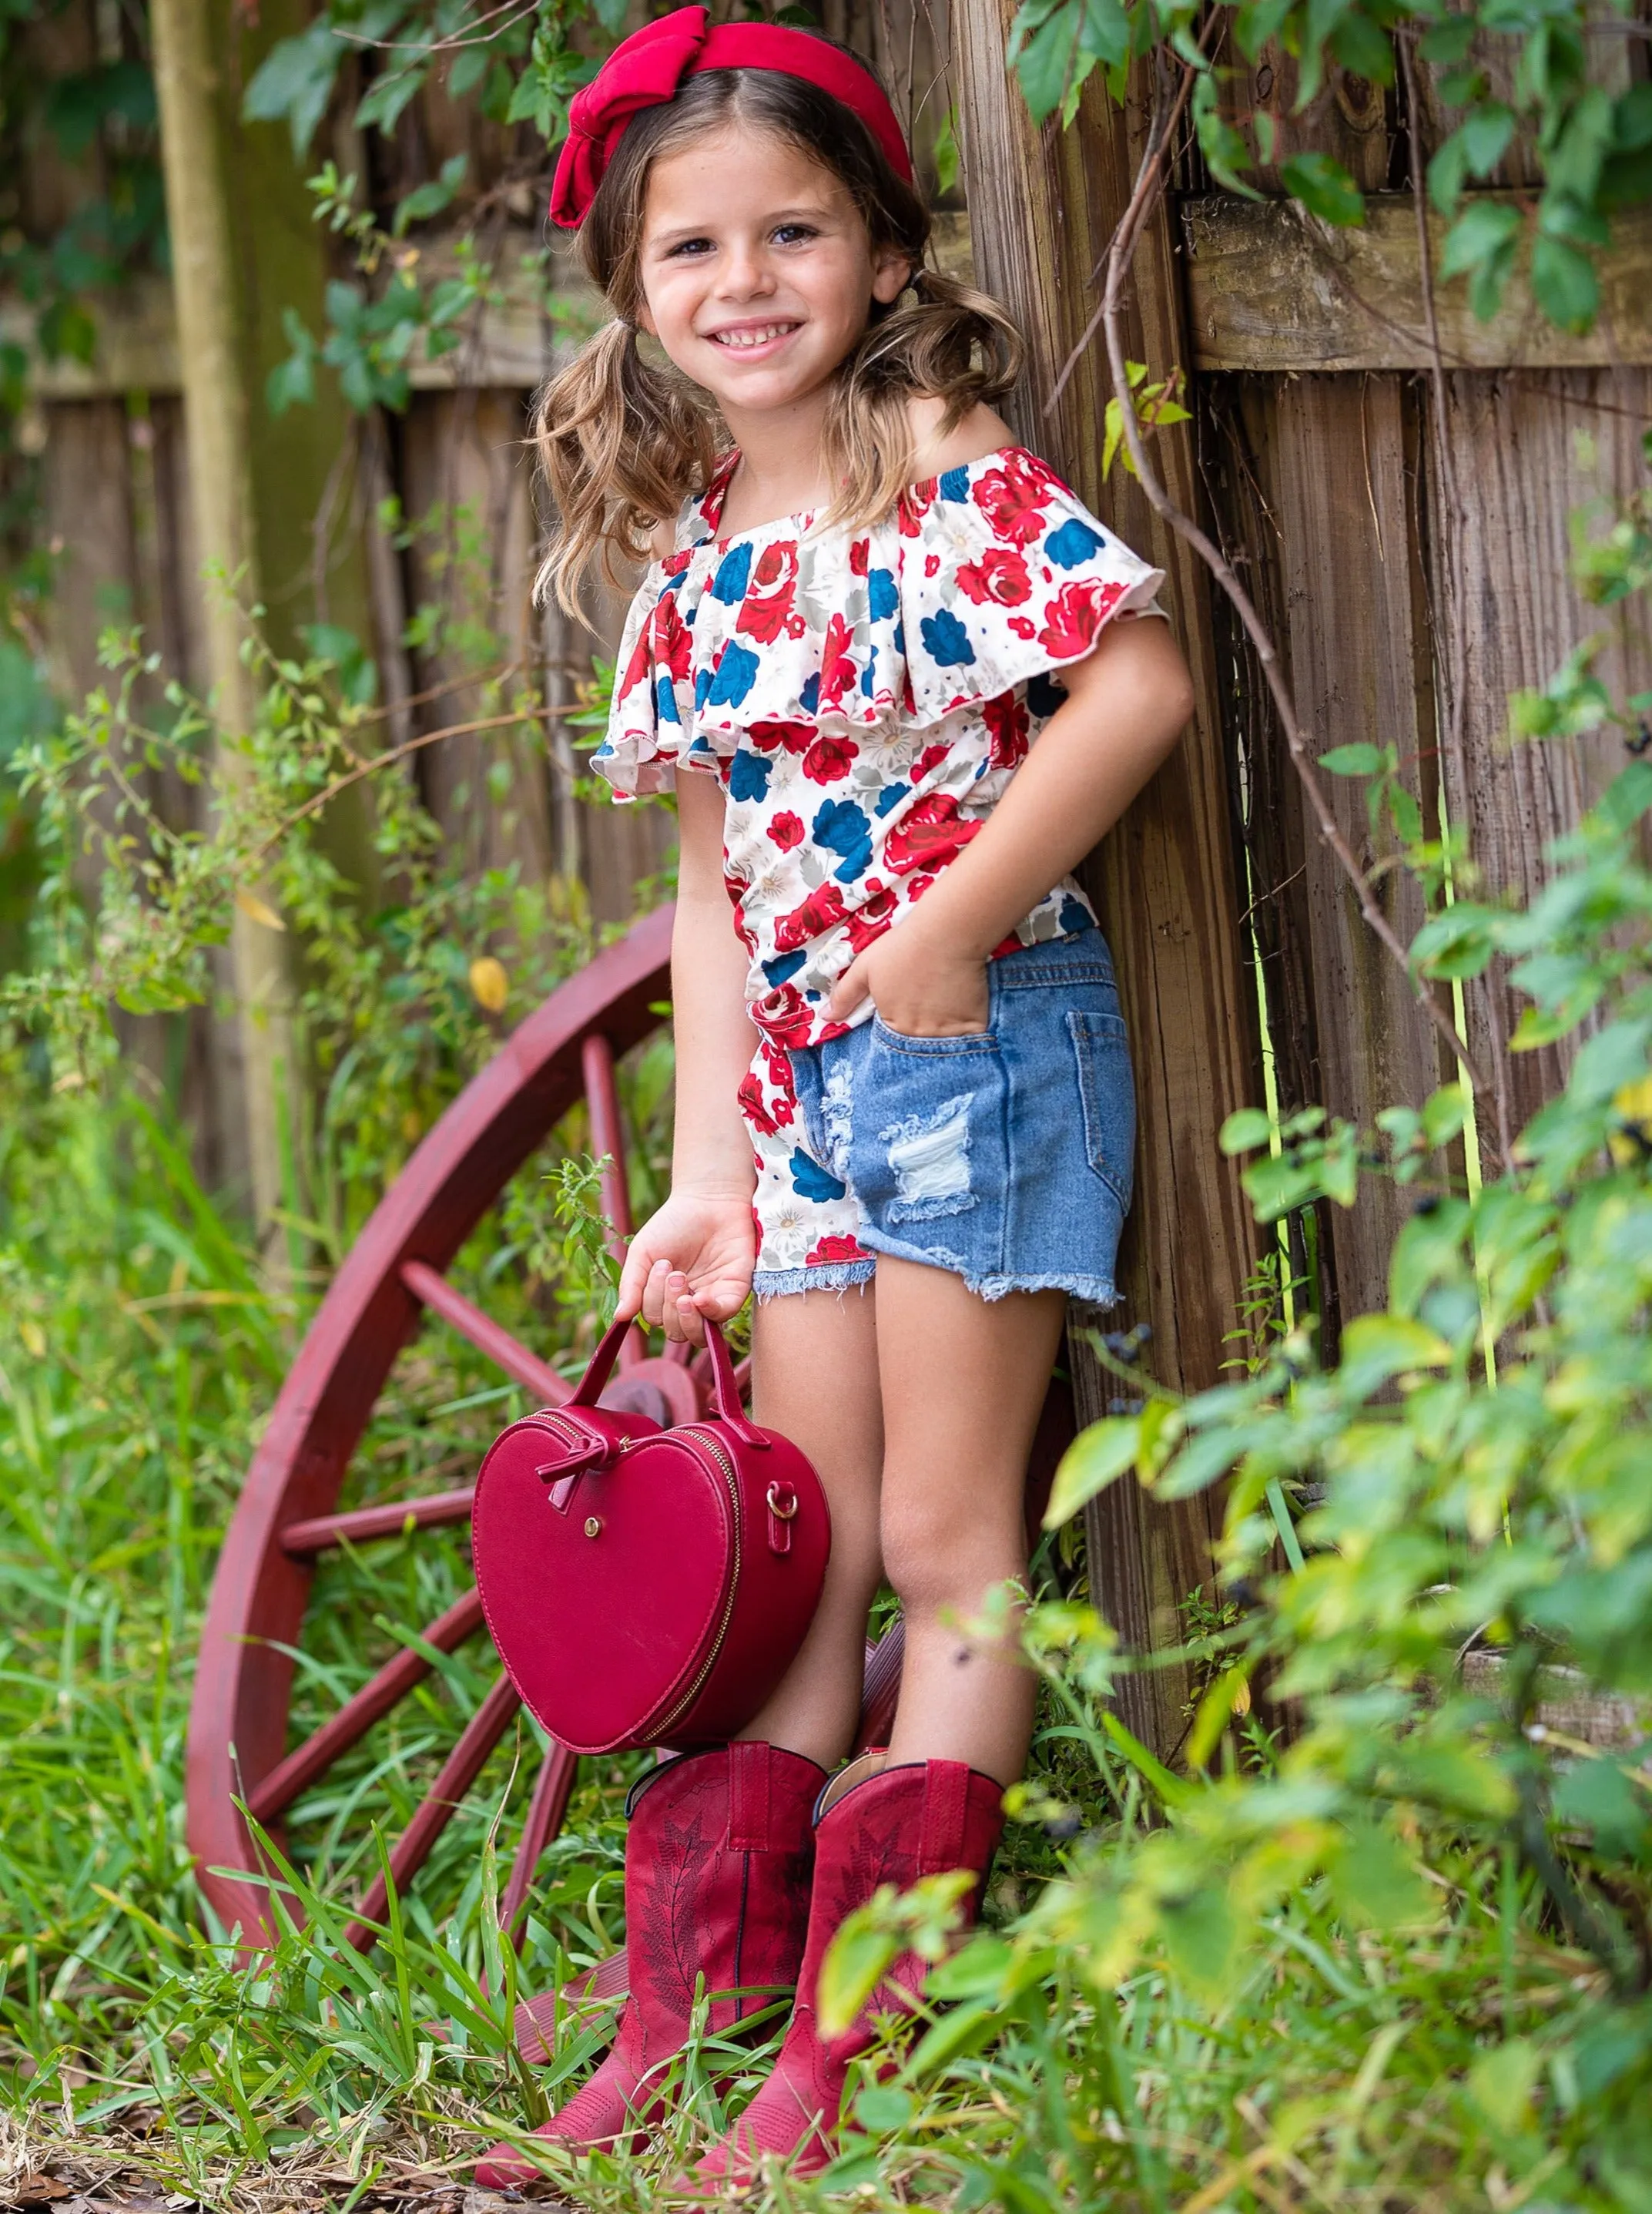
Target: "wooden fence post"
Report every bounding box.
[151,0,293,1249]
[953,5,1262,1754]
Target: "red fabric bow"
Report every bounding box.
[549,4,913,230]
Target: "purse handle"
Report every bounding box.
[569,1310,766,1447]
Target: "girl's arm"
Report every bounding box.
[829,616,1195,1035]
[614,767,759,1340]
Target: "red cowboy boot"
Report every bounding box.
[689,1755,1006,2188]
[474,1739,824,2185]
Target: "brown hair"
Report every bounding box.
[532,52,1024,611]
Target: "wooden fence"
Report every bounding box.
[14,0,1651,1752]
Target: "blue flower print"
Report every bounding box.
[875,781,909,817]
[655,675,682,725]
[709,541,753,602]
[811,797,873,882]
[1027,670,1067,720]
[762,948,807,986]
[728,749,772,802]
[867,567,899,621]
[1058,895,1092,935]
[1045,516,1106,569]
[799,672,821,713]
[920,608,976,668]
[789,1149,847,1203]
[938,465,971,502]
[703,642,760,710]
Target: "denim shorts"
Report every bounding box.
[742,928,1135,1305]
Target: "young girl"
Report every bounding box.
[477,7,1193,2189]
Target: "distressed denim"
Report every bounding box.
[751,929,1134,1304]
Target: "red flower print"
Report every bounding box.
[807,1233,870,1266]
[990,931,1023,958]
[973,451,1056,547]
[1008,616,1037,640]
[769,810,805,850]
[617,625,653,704]
[803,733,855,784]
[897,480,937,535]
[649,592,693,681]
[983,691,1029,771]
[722,868,749,910]
[736,541,802,644]
[849,538,870,576]
[747,720,814,755]
[924,553,940,579]
[906,871,936,901]
[910,741,950,783]
[737,1072,783,1135]
[883,793,981,877]
[844,881,896,952]
[957,546,1032,608]
[760,1038,798,1109]
[819,614,858,711]
[772,880,849,952]
[1037,578,1127,659]
[751,981,818,1046]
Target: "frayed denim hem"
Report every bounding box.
[853,1228,1120,1307]
[752,1258,878,1301]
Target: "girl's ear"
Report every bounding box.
[871,249,911,306]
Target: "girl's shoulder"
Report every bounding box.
[903,398,1017,484]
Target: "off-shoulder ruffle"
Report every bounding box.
[591,448,1163,800]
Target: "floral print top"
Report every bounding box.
[591,444,1164,1051]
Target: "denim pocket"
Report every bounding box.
[1067,1008,1135,1209]
[870,1015,997,1054]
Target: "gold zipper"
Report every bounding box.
[650,1427,743,1736]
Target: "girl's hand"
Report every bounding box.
[829,922,990,1038]
[614,1189,757,1346]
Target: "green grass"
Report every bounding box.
[0,1075,1632,2213]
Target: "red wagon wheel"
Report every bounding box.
[187,902,1074,1967]
[186,907,710,1951]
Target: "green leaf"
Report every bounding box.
[242,22,346,156]
[816,1900,901,2038]
[933,106,960,196]
[1045,1417,1143,1526]
[393,153,467,237]
[1332,1822,1432,1928]
[1221,1107,1274,1153]
[1319,742,1384,776]
[1530,233,1599,335]
[1460,102,1516,179]
[1281,151,1365,226]
[851,2085,914,2134]
[1336,1313,1451,1397]
[1468,2038,1542,2136]
[1010,0,1084,126]
[1439,197,1522,283]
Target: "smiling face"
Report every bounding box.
[635,125,910,431]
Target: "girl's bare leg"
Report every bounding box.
[738,1284,886,1770]
[873,1256,1066,1786]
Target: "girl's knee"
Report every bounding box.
[880,1489,1024,1620]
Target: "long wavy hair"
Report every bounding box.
[533,52,1024,611]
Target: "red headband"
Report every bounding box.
[549,5,913,230]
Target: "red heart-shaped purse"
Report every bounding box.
[471,1315,830,1754]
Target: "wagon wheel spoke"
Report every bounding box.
[247,1589,488,1824]
[280,1486,478,1558]
[498,1743,581,1949]
[400,1259,571,1405]
[581,1032,646,1372]
[344,1670,523,1951]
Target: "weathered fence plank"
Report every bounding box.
[953,2,1263,1753]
